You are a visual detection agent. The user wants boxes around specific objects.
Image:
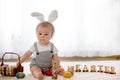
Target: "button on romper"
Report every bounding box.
[30,42,53,74]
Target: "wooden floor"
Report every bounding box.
[0,55,120,62]
[59,55,120,61]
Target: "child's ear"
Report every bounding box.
[48,10,58,23]
[31,12,44,22]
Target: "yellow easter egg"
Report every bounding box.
[63,71,72,78]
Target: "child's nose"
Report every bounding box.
[40,34,45,38]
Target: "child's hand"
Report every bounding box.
[16,61,21,67]
[56,66,64,75]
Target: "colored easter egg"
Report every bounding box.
[16,72,25,79]
[45,69,52,76]
[63,71,72,78]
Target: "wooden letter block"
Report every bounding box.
[75,64,81,72]
[104,66,109,73]
[98,65,103,72]
[110,66,116,74]
[83,65,89,72]
[90,65,96,72]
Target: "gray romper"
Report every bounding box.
[30,42,53,73]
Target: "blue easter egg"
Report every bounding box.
[16,72,25,79]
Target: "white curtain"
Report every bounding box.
[0,0,120,58]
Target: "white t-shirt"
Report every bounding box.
[29,42,58,58]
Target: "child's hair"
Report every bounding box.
[36,21,55,38]
[32,10,58,38]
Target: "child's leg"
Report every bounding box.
[30,65,44,80]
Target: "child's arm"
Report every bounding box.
[20,50,32,63]
[17,50,32,66]
[53,53,64,75]
[53,53,61,68]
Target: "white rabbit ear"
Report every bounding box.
[48,10,58,23]
[31,12,44,22]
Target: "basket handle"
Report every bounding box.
[1,52,21,66]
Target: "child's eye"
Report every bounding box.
[45,34,48,36]
[39,33,42,35]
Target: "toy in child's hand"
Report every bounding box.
[45,69,52,76]
[52,60,58,79]
[16,72,25,79]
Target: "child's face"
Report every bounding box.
[37,25,53,45]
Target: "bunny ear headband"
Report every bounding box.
[31,10,58,23]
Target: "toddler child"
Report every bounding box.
[17,10,64,80]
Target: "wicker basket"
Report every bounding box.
[0,52,24,76]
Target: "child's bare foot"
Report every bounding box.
[32,72,44,80]
[30,66,44,80]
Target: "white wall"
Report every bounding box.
[0,0,120,58]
